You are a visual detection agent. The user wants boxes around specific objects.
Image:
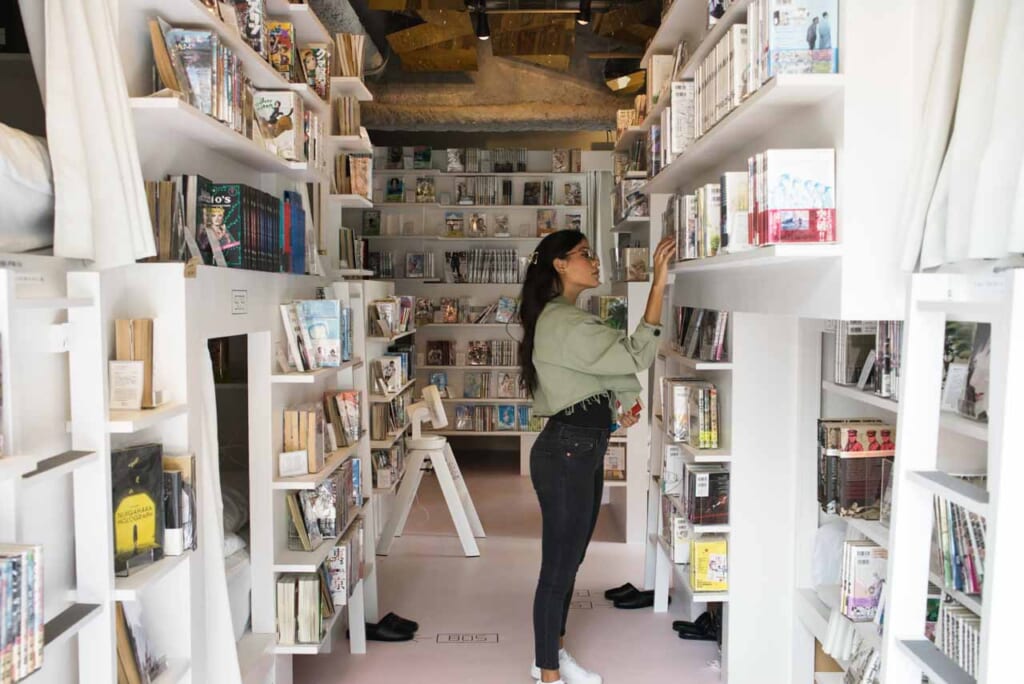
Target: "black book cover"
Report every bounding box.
[112,443,165,573]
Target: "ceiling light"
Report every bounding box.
[474,0,490,40]
[576,0,592,25]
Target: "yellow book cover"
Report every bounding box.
[690,536,728,592]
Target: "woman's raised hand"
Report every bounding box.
[652,237,676,285]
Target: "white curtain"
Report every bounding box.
[902,0,1024,270]
[197,350,243,684]
[44,0,155,267]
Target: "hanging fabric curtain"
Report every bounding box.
[196,348,244,684]
[45,0,155,268]
[901,0,1024,270]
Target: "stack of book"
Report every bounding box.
[336,97,361,136]
[278,299,353,373]
[0,545,43,682]
[817,419,896,518]
[748,148,836,246]
[282,403,326,474]
[662,378,720,449]
[111,445,197,575]
[937,600,981,679]
[369,297,414,338]
[695,25,748,138]
[683,464,729,524]
[673,307,729,361]
[840,540,888,622]
[323,390,363,449]
[371,443,406,490]
[334,153,373,198]
[932,484,987,596]
[443,249,523,284]
[370,400,406,441]
[276,568,335,645]
[450,404,530,431]
[334,33,365,78]
[325,519,365,606]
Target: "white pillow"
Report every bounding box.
[223,532,247,558]
[0,122,53,252]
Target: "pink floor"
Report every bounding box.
[295,451,722,684]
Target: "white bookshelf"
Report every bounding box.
[265,0,331,44]
[113,552,192,601]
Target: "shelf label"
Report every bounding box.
[231,289,247,315]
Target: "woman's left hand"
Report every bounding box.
[618,412,640,428]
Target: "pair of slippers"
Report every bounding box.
[673,611,718,641]
[365,612,420,642]
[603,582,670,609]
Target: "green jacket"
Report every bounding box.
[531,296,662,420]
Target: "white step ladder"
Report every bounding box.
[882,269,1024,683]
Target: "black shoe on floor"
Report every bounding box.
[673,611,713,634]
[678,629,717,641]
[365,621,414,642]
[379,612,419,634]
[604,582,640,601]
[614,590,668,609]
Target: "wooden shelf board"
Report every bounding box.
[668,244,842,273]
[272,358,362,383]
[108,402,188,433]
[928,572,983,617]
[330,76,373,102]
[44,603,102,651]
[896,639,975,684]
[660,346,732,370]
[369,378,417,402]
[907,470,989,517]
[328,194,373,208]
[844,518,890,549]
[272,440,363,490]
[644,74,845,195]
[113,552,191,601]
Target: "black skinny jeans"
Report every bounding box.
[531,421,610,670]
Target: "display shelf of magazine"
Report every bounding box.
[660,346,733,371]
[368,378,416,402]
[107,402,188,434]
[643,74,845,196]
[129,96,322,180]
[272,441,364,490]
[820,380,987,442]
[272,357,363,383]
[372,170,587,178]
[136,0,326,114]
[265,0,332,44]
[654,534,731,603]
[272,588,351,656]
[614,126,646,154]
[330,76,373,102]
[329,193,374,208]
[112,551,192,601]
[611,215,650,233]
[668,243,842,273]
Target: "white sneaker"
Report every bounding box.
[530,649,602,684]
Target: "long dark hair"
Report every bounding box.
[519,230,586,392]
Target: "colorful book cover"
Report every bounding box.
[267,21,295,76]
[496,372,519,398]
[495,296,517,323]
[385,177,404,203]
[429,371,449,398]
[517,405,531,430]
[254,90,304,161]
[767,0,839,76]
[165,28,216,116]
[339,307,352,362]
[463,372,486,399]
[763,148,835,244]
[203,184,244,267]
[111,443,166,573]
[466,341,489,366]
[690,537,728,591]
[298,44,331,100]
[454,405,472,430]
[444,211,465,237]
[298,299,342,367]
[233,0,268,58]
[536,210,557,236]
[413,146,432,169]
[496,405,516,430]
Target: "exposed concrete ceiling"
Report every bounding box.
[309,0,655,132]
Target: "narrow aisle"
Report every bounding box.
[296,453,721,684]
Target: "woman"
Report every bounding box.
[520,230,674,684]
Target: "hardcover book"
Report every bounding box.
[767,0,839,76]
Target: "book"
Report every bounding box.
[757,148,836,245]
[496,372,520,398]
[0,545,44,681]
[111,444,165,575]
[405,253,426,278]
[523,182,542,206]
[444,211,465,237]
[413,146,432,169]
[604,445,626,480]
[299,44,331,100]
[495,296,517,323]
[536,210,556,236]
[384,177,404,203]
[446,148,465,173]
[114,319,156,408]
[961,323,991,421]
[254,90,305,162]
[233,0,268,57]
[496,405,516,430]
[267,21,295,76]
[362,209,381,236]
[518,405,532,430]
[563,182,582,206]
[466,341,489,366]
[415,177,436,203]
[690,536,728,591]
[162,453,197,551]
[767,0,839,76]
[429,371,449,398]
[463,372,488,399]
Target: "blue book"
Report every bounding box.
[497,405,516,431]
[340,307,352,362]
[297,300,342,367]
[429,371,449,397]
[517,405,531,431]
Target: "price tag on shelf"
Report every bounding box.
[232,290,248,315]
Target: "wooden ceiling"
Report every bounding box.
[376,1,656,72]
